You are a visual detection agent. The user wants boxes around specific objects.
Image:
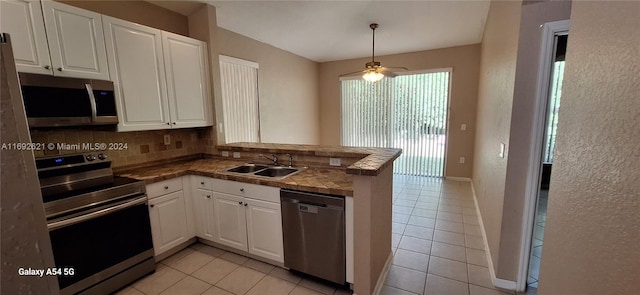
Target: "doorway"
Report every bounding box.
[521,20,569,291]
[340,69,451,177]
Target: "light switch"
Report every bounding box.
[459,157,465,164]
[163,135,171,145]
[499,143,506,158]
[461,124,467,131]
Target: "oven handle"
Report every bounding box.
[48,196,147,231]
[85,83,98,123]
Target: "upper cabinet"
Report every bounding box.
[103,16,212,131]
[0,0,110,79]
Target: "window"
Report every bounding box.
[341,70,451,176]
[219,55,260,143]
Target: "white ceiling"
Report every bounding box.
[151,1,490,62]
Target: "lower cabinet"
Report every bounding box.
[193,177,284,263]
[148,190,190,256]
[147,177,194,256]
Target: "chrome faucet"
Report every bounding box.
[285,154,293,167]
[260,154,279,166]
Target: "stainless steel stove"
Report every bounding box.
[36,153,155,295]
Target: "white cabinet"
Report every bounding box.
[41,0,109,80]
[192,177,284,263]
[0,0,50,75]
[162,32,211,128]
[0,0,109,79]
[147,177,194,256]
[212,192,248,250]
[103,16,211,132]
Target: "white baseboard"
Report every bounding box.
[470,182,517,291]
[371,251,394,295]
[445,177,472,182]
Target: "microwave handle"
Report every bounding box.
[85,83,98,123]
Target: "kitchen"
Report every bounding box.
[1,1,404,294]
[3,1,638,295]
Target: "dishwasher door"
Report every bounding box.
[280,189,345,284]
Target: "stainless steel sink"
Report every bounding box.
[225,164,303,179]
[254,167,298,178]
[226,164,268,173]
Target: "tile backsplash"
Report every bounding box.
[30,127,216,167]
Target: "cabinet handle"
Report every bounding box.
[240,188,245,192]
[206,195,211,199]
[164,186,169,189]
[57,67,62,71]
[201,181,205,185]
[150,204,155,208]
[244,203,248,207]
[238,201,243,205]
[166,122,171,125]
[44,65,50,70]
[172,122,176,125]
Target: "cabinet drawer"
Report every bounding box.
[192,175,212,191]
[147,178,183,199]
[211,179,280,203]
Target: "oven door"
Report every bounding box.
[47,195,154,295]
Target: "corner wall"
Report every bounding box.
[537,1,640,293]
[319,45,481,178]
[217,28,321,145]
[471,0,521,277]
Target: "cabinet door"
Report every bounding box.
[212,192,247,251]
[0,0,52,75]
[162,32,212,128]
[103,16,170,131]
[245,198,284,263]
[194,189,215,241]
[148,191,189,256]
[41,1,109,80]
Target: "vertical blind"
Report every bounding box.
[219,55,260,143]
[543,61,565,163]
[341,70,451,177]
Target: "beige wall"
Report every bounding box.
[498,0,571,280]
[538,1,640,293]
[60,0,189,35]
[471,0,521,276]
[217,28,320,145]
[319,45,480,178]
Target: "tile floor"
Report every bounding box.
[118,175,531,295]
[527,189,548,290]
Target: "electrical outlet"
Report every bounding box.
[461,124,467,131]
[459,157,465,164]
[221,151,229,157]
[163,135,171,145]
[233,152,241,158]
[329,158,341,166]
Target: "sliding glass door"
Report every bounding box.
[341,70,450,177]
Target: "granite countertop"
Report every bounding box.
[116,157,355,196]
[117,143,401,196]
[217,142,402,176]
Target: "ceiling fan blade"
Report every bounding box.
[339,69,366,77]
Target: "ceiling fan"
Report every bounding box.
[340,23,408,82]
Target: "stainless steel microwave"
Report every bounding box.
[19,73,118,128]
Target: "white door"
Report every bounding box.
[103,16,170,131]
[148,191,189,256]
[245,198,284,262]
[0,0,52,75]
[41,1,109,80]
[212,192,247,251]
[162,31,211,128]
[194,189,215,241]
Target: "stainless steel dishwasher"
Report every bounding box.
[280,189,345,284]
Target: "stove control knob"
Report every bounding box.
[98,153,108,160]
[86,154,96,161]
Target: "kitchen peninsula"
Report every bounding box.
[117,143,401,295]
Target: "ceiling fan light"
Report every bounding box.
[363,70,384,82]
